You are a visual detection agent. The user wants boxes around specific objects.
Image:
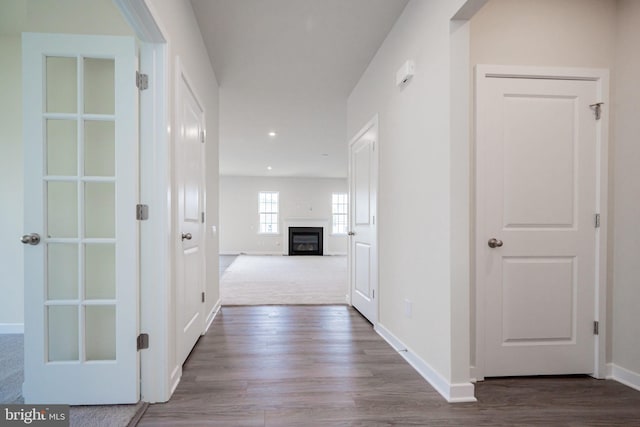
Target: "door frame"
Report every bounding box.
[347,114,379,325]
[114,0,171,403]
[473,65,609,381]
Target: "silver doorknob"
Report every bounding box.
[181,232,192,241]
[21,233,41,245]
[488,238,503,248]
[347,231,355,236]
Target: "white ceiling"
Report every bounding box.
[191,0,408,178]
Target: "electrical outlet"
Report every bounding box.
[404,299,412,319]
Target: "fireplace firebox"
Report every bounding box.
[288,227,323,256]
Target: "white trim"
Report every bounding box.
[114,0,171,404]
[0,323,24,334]
[204,298,221,333]
[375,324,476,403]
[607,363,640,392]
[474,65,609,380]
[113,0,165,43]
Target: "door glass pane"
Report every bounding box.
[85,244,115,299]
[47,244,78,300]
[48,305,79,362]
[48,182,78,238]
[84,58,114,115]
[85,183,115,238]
[46,57,77,113]
[85,305,116,361]
[47,120,77,176]
[84,121,115,176]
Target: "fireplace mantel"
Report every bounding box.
[282,218,329,255]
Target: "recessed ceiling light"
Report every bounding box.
[267,166,272,171]
[268,131,277,137]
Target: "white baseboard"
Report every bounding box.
[243,251,283,256]
[0,323,24,334]
[169,364,181,395]
[375,324,476,403]
[607,363,640,392]
[204,299,221,333]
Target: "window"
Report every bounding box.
[259,191,279,233]
[332,193,348,234]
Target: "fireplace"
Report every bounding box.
[288,227,323,256]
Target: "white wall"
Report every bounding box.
[0,0,133,331]
[0,36,24,331]
[469,0,617,368]
[220,176,348,255]
[144,0,220,398]
[612,0,640,381]
[348,0,470,397]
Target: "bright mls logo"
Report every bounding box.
[0,405,69,427]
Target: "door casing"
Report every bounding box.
[347,115,379,325]
[473,65,609,381]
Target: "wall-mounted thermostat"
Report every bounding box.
[396,60,415,87]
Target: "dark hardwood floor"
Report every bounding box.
[139,306,640,426]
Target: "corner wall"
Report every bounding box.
[611,0,640,388]
[145,0,220,398]
[347,0,471,401]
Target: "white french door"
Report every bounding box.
[476,66,607,377]
[22,33,139,404]
[348,116,378,324]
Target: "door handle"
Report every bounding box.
[21,233,41,245]
[347,231,356,236]
[181,232,192,241]
[488,238,503,248]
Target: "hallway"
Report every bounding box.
[139,306,640,426]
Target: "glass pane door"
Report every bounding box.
[44,55,117,363]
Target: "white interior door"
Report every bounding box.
[176,65,205,366]
[22,33,139,404]
[476,67,604,377]
[349,117,378,324]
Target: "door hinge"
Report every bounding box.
[201,212,205,223]
[594,213,601,228]
[593,321,599,335]
[201,292,205,303]
[200,130,205,143]
[137,333,149,350]
[372,289,375,299]
[589,102,604,120]
[136,71,149,90]
[136,204,149,221]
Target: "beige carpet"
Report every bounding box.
[220,255,348,305]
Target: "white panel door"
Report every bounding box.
[476,70,601,377]
[176,66,205,366]
[349,117,378,324]
[22,33,139,404]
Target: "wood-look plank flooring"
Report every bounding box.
[139,306,640,426]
